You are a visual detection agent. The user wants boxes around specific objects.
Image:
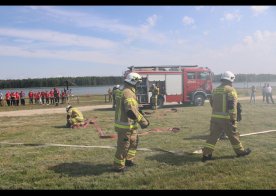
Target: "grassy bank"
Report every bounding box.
[0,99,275,189]
[0,95,110,112]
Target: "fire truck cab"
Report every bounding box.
[124,65,213,107]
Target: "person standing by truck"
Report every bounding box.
[149,83,159,110]
[112,85,120,109]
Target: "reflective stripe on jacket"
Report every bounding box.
[210,83,238,121]
[114,83,148,131]
[67,107,84,120]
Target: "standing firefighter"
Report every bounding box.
[202,71,251,162]
[66,105,85,128]
[112,85,120,109]
[113,72,150,172]
[150,83,159,110]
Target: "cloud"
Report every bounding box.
[220,12,241,22]
[0,28,117,49]
[141,14,158,33]
[195,6,204,11]
[147,14,158,27]
[25,6,166,45]
[2,28,276,75]
[182,16,195,25]
[244,30,276,43]
[250,6,269,15]
[243,36,253,45]
[203,31,209,36]
[204,30,276,74]
[0,45,121,65]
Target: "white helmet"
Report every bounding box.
[66,105,72,112]
[116,84,120,89]
[221,71,235,82]
[125,72,142,86]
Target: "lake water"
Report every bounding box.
[1,82,276,96]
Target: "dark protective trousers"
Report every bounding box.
[203,118,246,156]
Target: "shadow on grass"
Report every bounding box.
[53,125,69,129]
[145,152,200,166]
[49,162,113,176]
[214,155,238,160]
[146,152,238,165]
[94,108,114,112]
[161,103,194,109]
[183,134,208,140]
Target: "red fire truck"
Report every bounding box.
[124,65,213,107]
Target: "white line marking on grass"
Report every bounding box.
[0,142,154,151]
[240,130,276,137]
[1,130,275,154]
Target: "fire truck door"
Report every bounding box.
[185,72,197,92]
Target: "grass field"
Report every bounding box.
[0,96,275,189]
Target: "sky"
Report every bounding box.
[0,5,276,79]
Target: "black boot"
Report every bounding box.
[112,167,128,173]
[202,154,213,162]
[125,160,136,167]
[237,148,252,157]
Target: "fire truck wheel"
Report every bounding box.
[194,94,205,106]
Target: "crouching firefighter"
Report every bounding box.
[202,71,251,162]
[66,105,85,128]
[113,72,150,172]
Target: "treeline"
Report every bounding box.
[0,76,124,89]
[212,74,276,83]
[1,74,276,89]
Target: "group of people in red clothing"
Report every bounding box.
[2,87,70,107]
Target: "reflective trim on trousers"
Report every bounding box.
[211,114,230,119]
[204,143,215,150]
[127,149,136,157]
[114,157,125,167]
[114,123,138,130]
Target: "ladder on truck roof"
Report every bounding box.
[128,65,199,72]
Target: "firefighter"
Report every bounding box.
[149,83,159,110]
[113,72,150,172]
[112,84,120,109]
[202,71,251,162]
[66,105,85,128]
[107,88,112,103]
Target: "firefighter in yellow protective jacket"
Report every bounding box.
[66,105,85,128]
[150,83,159,110]
[113,72,150,172]
[202,71,251,162]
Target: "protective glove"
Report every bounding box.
[237,102,242,122]
[140,118,150,129]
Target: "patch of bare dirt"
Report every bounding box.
[0,105,111,117]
